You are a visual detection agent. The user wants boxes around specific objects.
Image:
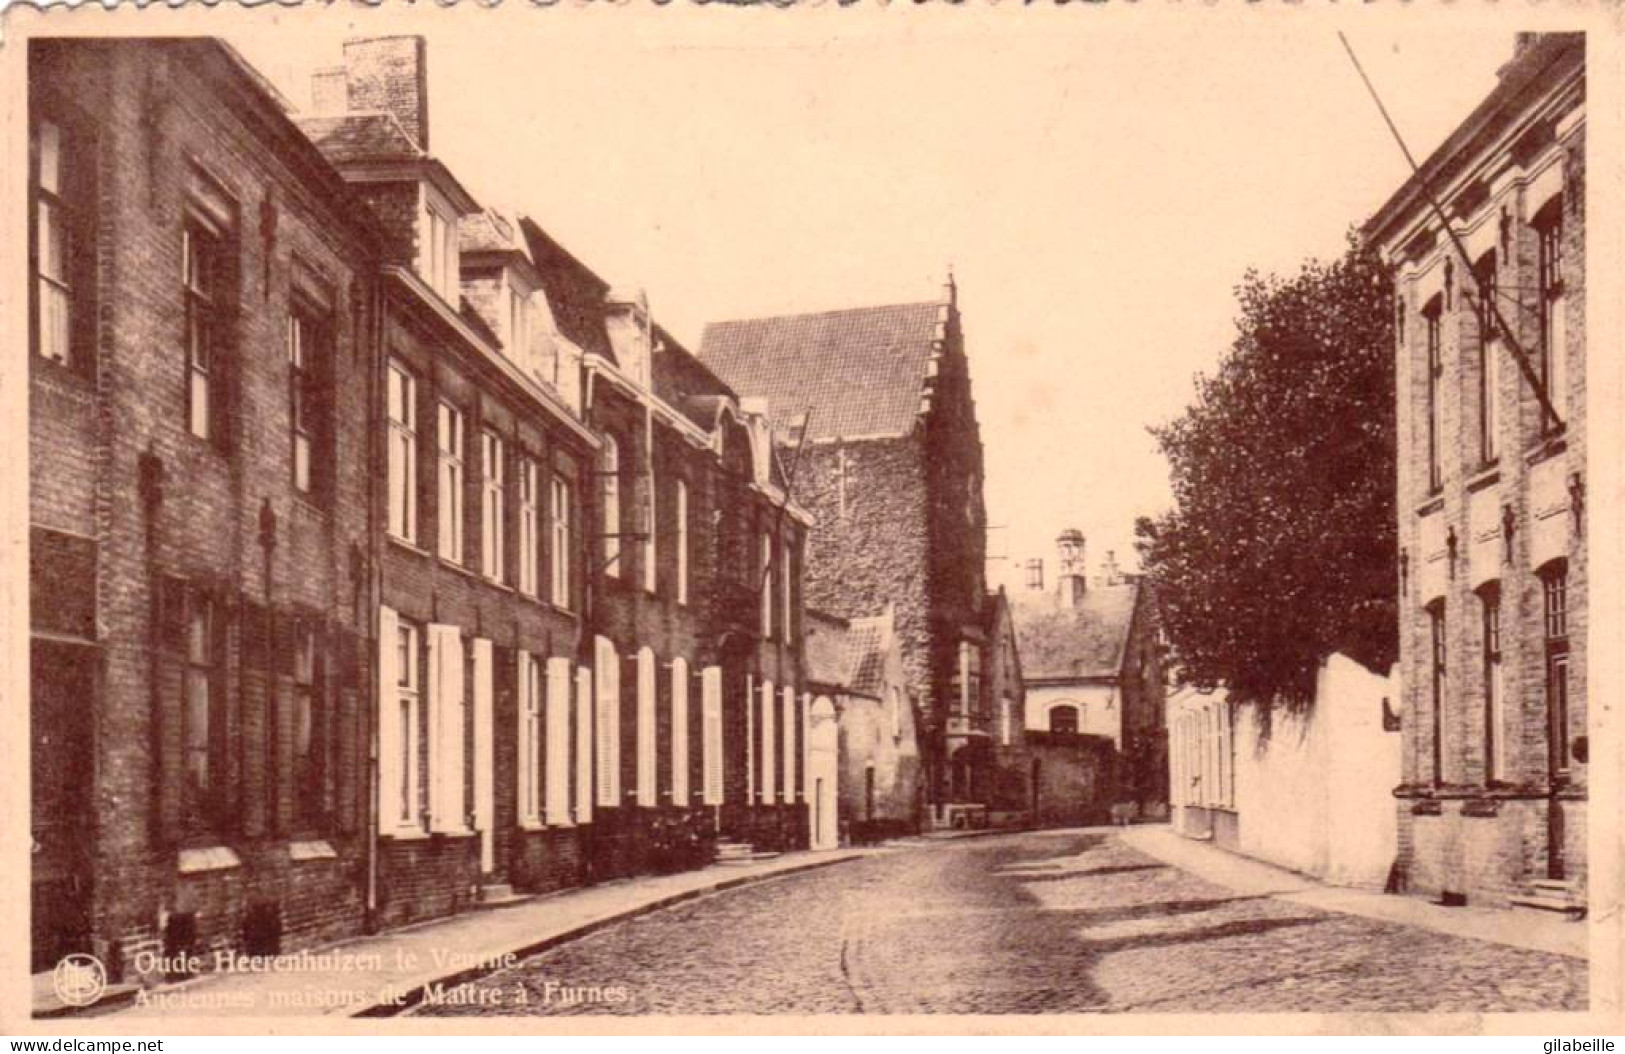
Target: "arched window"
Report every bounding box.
[1048,704,1079,735]
[1426,599,1447,786]
[1539,560,1574,774]
[1478,582,1504,783]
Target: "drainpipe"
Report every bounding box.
[364,275,385,932]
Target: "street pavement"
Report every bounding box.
[416,828,1586,1016]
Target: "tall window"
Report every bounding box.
[760,531,774,638]
[519,654,542,826]
[292,622,326,828]
[518,458,539,597]
[509,288,530,359]
[1536,202,1567,432]
[420,201,457,302]
[288,310,332,498]
[184,595,219,803]
[601,435,621,577]
[642,469,657,594]
[387,362,417,542]
[1474,252,1499,464]
[1481,586,1504,784]
[437,403,465,564]
[958,642,982,716]
[183,226,219,441]
[783,537,794,639]
[1428,601,1447,786]
[550,474,572,608]
[1424,298,1443,492]
[1025,559,1044,591]
[395,621,421,827]
[480,430,505,581]
[32,118,73,366]
[675,479,689,605]
[1542,564,1572,775]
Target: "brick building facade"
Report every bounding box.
[1365,33,1587,910]
[698,285,992,820]
[28,34,814,986]
[28,38,383,978]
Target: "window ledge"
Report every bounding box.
[1465,465,1501,493]
[288,839,338,862]
[383,826,430,842]
[517,819,546,833]
[439,558,481,581]
[430,827,477,840]
[387,535,432,559]
[1416,494,1446,518]
[177,846,242,875]
[1527,433,1568,467]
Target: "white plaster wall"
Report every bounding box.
[1024,684,1120,746]
[1232,654,1403,889]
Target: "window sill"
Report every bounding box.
[1415,494,1446,518]
[288,839,338,862]
[517,819,546,833]
[1527,433,1568,467]
[1465,464,1501,493]
[177,846,242,875]
[387,535,432,559]
[429,827,477,839]
[383,826,430,842]
[440,557,480,581]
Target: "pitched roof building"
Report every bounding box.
[700,282,991,819]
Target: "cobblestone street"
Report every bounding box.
[416,829,1586,1016]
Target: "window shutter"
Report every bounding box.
[801,692,812,804]
[701,666,723,806]
[636,648,657,807]
[545,657,572,824]
[782,685,796,803]
[516,648,532,822]
[429,624,467,833]
[573,666,593,824]
[745,673,754,804]
[761,679,776,806]
[377,606,401,831]
[671,658,690,806]
[472,638,494,869]
[594,636,620,807]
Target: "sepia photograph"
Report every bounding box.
[5,2,1620,1036]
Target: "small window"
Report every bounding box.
[518,458,540,597]
[288,309,333,498]
[1049,705,1079,735]
[601,435,621,578]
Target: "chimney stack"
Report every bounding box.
[321,37,431,151]
[1055,528,1087,609]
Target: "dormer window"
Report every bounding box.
[418,190,458,303]
[509,286,531,361]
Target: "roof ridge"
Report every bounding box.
[703,299,944,331]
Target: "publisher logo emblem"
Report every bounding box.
[52,953,107,1008]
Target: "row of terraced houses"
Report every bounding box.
[25,34,859,982]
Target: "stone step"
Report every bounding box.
[1510,893,1586,918]
[1530,878,1579,895]
[715,852,782,867]
[474,884,534,910]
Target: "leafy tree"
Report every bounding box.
[1136,235,1396,716]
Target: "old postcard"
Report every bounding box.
[2,0,1621,1036]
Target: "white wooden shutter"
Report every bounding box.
[428,624,467,833]
[545,657,572,824]
[574,666,593,824]
[761,679,776,805]
[515,648,533,822]
[378,606,402,830]
[671,657,690,805]
[745,673,755,803]
[594,636,620,807]
[636,648,657,807]
[801,692,812,803]
[782,685,796,803]
[472,638,494,869]
[701,666,723,806]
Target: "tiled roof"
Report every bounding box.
[296,112,423,163]
[1012,583,1140,682]
[805,610,888,698]
[698,301,944,442]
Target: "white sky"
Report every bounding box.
[234,13,1515,591]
